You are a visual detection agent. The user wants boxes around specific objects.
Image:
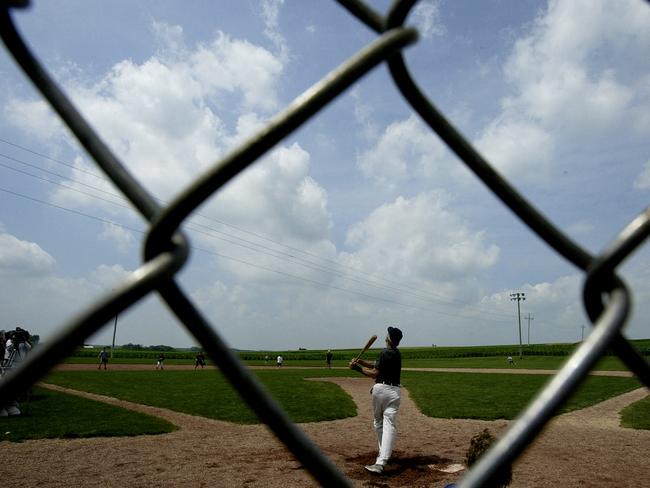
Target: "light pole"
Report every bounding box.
[510,292,525,359]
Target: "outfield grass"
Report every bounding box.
[0,387,176,442]
[247,355,628,370]
[403,371,641,420]
[400,355,630,370]
[64,354,631,371]
[63,356,200,366]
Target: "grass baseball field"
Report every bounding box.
[2,361,645,442]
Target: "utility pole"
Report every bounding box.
[110,287,119,359]
[581,324,586,342]
[525,313,534,345]
[111,313,118,359]
[510,292,525,359]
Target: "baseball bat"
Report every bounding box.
[354,334,377,361]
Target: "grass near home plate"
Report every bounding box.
[621,395,650,430]
[44,369,358,424]
[0,386,176,442]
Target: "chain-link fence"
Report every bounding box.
[1,1,648,486]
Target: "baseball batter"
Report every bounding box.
[349,326,403,474]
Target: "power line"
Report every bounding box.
[0,138,454,302]
[0,137,105,180]
[1,153,452,306]
[525,313,534,345]
[1,143,447,298]
[0,184,513,323]
[0,138,515,320]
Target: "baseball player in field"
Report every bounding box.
[349,326,403,474]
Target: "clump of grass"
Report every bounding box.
[465,428,512,487]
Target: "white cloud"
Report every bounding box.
[50,155,127,213]
[229,112,265,147]
[3,14,339,322]
[480,274,587,344]
[90,263,135,288]
[0,272,94,337]
[343,191,499,287]
[0,232,56,274]
[475,117,554,180]
[0,232,101,340]
[151,20,185,55]
[261,0,289,62]
[189,31,284,112]
[350,88,379,141]
[471,0,650,181]
[99,223,135,252]
[503,63,633,135]
[211,142,331,240]
[412,0,446,40]
[0,239,185,346]
[502,0,649,137]
[193,280,251,321]
[71,56,226,197]
[4,99,63,141]
[7,22,287,205]
[357,115,452,189]
[192,142,335,282]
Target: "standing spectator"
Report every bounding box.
[276,354,283,367]
[156,353,165,370]
[326,349,333,368]
[98,347,109,370]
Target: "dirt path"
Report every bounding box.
[0,367,648,487]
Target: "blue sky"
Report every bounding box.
[0,0,648,350]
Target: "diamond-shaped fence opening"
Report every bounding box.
[1,1,649,487]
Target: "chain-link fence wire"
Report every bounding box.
[1,0,648,486]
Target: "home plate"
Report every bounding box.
[429,463,465,473]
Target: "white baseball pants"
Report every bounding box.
[371,383,401,466]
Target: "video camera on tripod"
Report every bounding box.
[1,326,32,373]
[1,327,33,417]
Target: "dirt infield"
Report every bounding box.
[1,366,648,487]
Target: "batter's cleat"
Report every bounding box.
[364,464,384,474]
